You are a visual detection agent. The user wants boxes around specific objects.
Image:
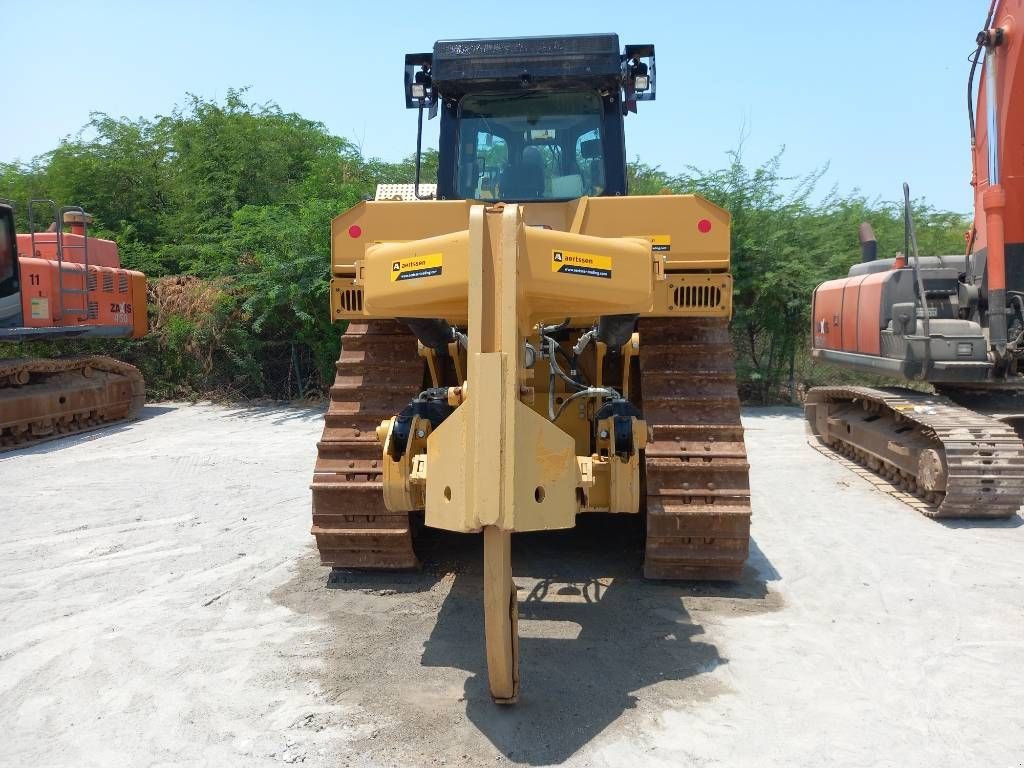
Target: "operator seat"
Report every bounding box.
[501,146,545,199]
[583,158,605,195]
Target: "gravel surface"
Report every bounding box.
[1,403,1022,767]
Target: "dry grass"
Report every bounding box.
[148,276,227,332]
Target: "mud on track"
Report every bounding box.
[1,404,1022,767]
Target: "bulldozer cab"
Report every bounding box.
[454,91,610,201]
[405,35,655,202]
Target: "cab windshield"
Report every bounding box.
[0,212,15,288]
[456,91,606,202]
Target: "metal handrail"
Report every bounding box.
[903,183,931,380]
[27,199,91,319]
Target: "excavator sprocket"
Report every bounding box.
[806,386,1024,518]
[311,321,423,568]
[638,317,752,581]
[0,355,145,451]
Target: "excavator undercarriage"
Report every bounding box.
[806,386,1024,517]
[0,355,145,451]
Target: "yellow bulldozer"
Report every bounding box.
[310,34,751,703]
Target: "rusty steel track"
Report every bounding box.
[805,386,1024,518]
[0,355,145,451]
[638,317,752,581]
[311,321,424,568]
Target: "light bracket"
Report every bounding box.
[404,52,435,109]
[623,44,656,104]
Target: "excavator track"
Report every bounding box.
[311,321,423,568]
[0,355,145,451]
[638,317,752,581]
[805,386,1024,518]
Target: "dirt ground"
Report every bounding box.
[1,403,1022,768]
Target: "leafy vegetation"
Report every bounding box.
[1,92,969,401]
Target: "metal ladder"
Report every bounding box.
[28,200,91,321]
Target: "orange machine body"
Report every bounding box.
[811,271,888,356]
[811,0,1023,380]
[14,232,146,338]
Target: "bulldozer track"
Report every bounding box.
[638,317,752,581]
[805,386,1024,519]
[311,321,423,568]
[0,355,145,452]
[313,317,755,578]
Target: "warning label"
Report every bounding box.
[391,252,443,282]
[30,297,49,320]
[629,234,672,252]
[551,249,612,279]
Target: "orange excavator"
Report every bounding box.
[0,199,146,450]
[806,0,1024,518]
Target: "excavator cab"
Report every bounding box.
[0,201,21,327]
[403,34,655,201]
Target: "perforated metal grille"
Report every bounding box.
[375,183,437,201]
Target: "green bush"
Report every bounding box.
[1,92,968,403]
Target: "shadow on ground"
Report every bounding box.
[324,514,780,765]
[939,514,1023,529]
[219,403,325,425]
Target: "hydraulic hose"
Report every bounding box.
[968,0,1000,147]
[553,387,621,423]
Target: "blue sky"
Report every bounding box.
[2,0,981,212]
